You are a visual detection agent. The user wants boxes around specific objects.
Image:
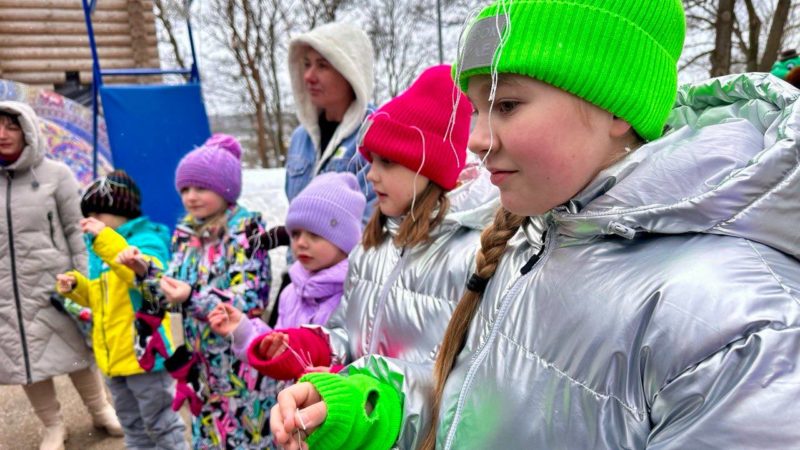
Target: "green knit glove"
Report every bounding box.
[300,372,403,450]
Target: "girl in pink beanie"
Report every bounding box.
[263,65,501,450]
[119,133,274,448]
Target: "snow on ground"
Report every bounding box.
[240,168,288,308]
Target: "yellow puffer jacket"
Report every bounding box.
[64,217,172,377]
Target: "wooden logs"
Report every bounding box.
[0,0,161,90]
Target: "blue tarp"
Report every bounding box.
[100,83,210,228]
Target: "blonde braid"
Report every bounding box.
[420,207,525,450]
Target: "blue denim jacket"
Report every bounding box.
[284,122,376,223]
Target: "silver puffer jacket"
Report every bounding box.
[429,73,800,449]
[326,171,499,449]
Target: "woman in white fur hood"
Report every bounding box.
[283,22,376,223]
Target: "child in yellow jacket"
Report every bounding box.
[56,170,187,449]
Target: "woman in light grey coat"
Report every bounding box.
[0,101,121,450]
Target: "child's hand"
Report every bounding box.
[80,217,106,236]
[116,246,148,277]
[208,303,243,336]
[160,277,192,304]
[258,332,289,359]
[55,273,77,294]
[270,382,327,450]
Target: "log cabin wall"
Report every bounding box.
[0,0,160,90]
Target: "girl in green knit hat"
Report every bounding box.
[271,1,800,449]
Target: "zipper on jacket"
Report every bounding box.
[100,272,111,369]
[443,229,554,450]
[46,211,58,248]
[367,247,409,356]
[5,171,33,384]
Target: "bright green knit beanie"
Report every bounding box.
[455,0,686,141]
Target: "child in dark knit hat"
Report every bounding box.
[117,133,274,448]
[208,171,367,380]
[56,169,186,448]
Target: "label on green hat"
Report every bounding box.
[459,14,508,72]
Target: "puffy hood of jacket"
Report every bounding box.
[555,72,800,257]
[432,73,800,450]
[442,169,501,231]
[287,22,374,170]
[0,101,47,172]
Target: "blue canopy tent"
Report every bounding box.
[81,0,210,227]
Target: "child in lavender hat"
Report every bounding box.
[209,172,367,379]
[119,133,272,448]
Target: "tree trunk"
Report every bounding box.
[742,0,761,71]
[253,104,270,168]
[266,3,286,167]
[710,0,735,77]
[759,0,791,71]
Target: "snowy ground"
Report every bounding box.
[240,168,289,309]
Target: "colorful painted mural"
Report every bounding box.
[0,78,113,186]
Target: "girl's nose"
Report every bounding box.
[183,188,198,200]
[467,113,494,157]
[366,164,378,183]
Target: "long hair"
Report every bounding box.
[362,182,450,250]
[420,207,526,450]
[191,208,229,242]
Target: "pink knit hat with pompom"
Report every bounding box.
[175,134,243,204]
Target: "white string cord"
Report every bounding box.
[482,0,513,167]
[409,126,427,222]
[353,111,393,199]
[81,176,129,206]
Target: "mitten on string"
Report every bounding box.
[134,311,169,371]
[164,346,204,415]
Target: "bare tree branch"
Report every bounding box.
[759,0,791,71]
[153,0,187,71]
[680,49,714,71]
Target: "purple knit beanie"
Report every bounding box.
[175,133,242,204]
[285,172,367,254]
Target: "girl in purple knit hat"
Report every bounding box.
[208,172,367,379]
[118,134,274,449]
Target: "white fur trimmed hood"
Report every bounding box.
[0,100,46,171]
[287,22,374,168]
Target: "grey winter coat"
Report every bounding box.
[428,74,800,449]
[0,101,92,385]
[327,172,499,449]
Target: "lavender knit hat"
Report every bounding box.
[285,172,367,254]
[175,134,242,204]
